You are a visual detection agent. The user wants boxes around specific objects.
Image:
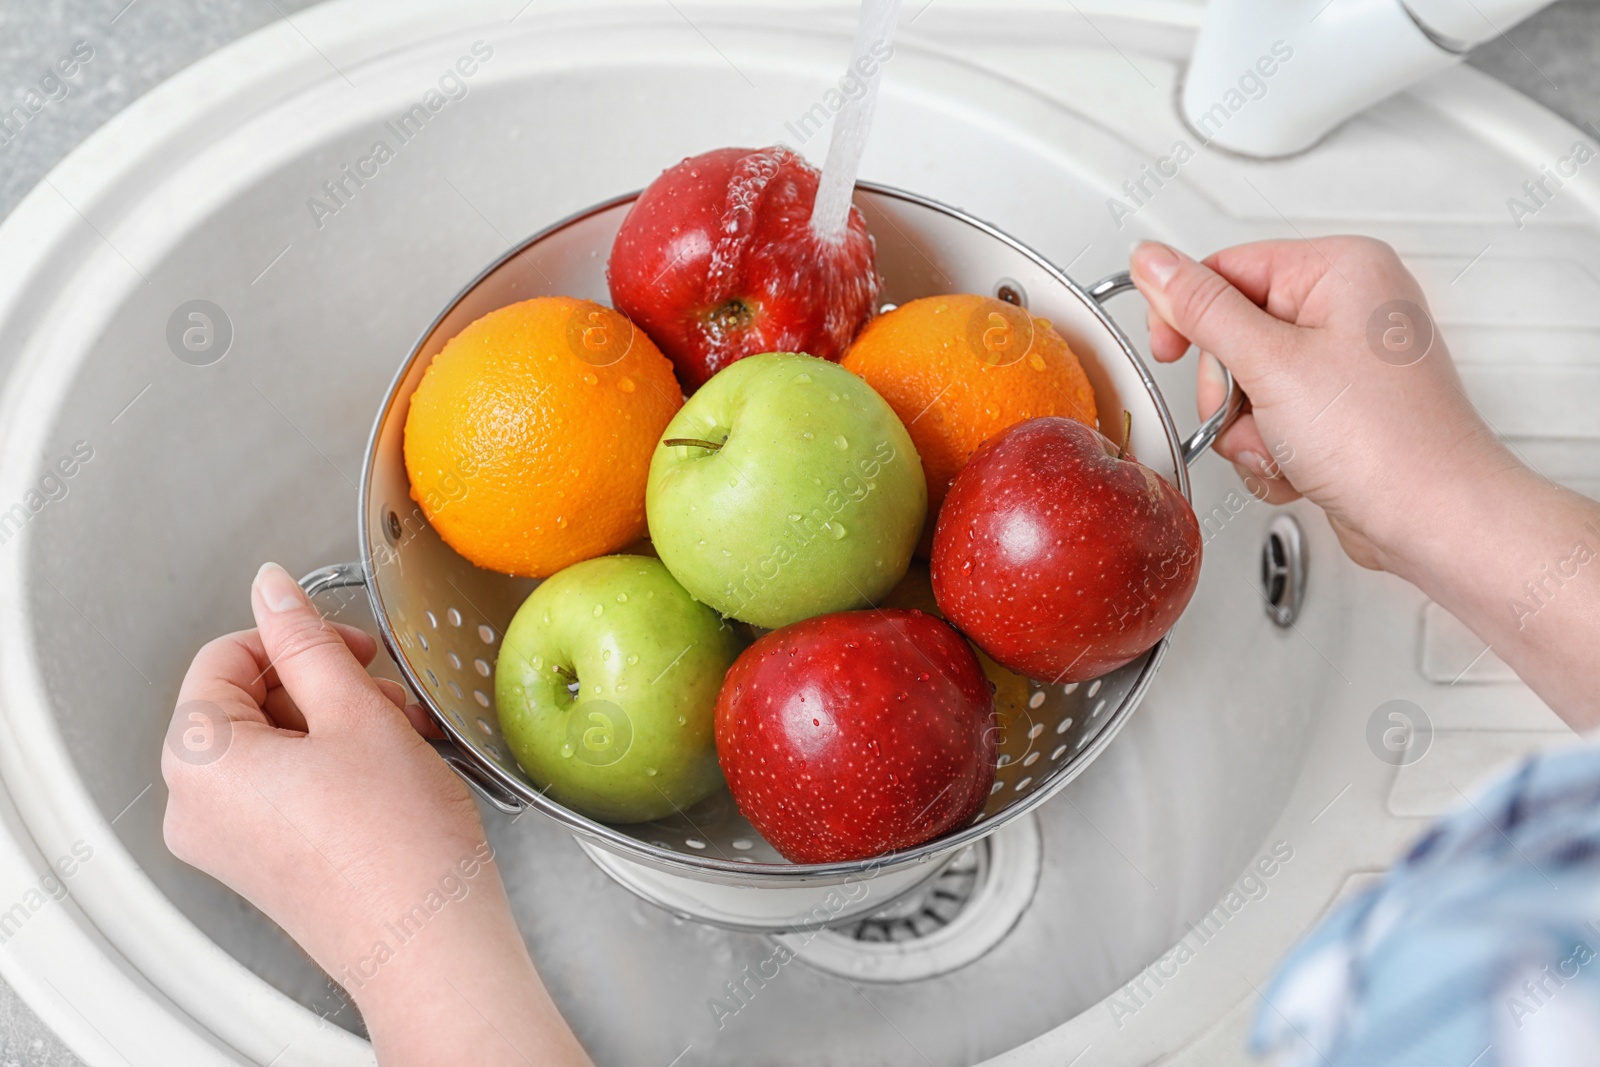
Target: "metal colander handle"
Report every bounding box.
[1086,270,1246,467]
[297,564,525,815]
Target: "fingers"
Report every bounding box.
[251,562,389,732]
[1201,236,1406,327]
[1131,241,1295,383]
[374,679,410,710]
[1192,355,1302,505]
[181,623,386,734]
[262,688,311,734]
[1146,311,1192,363]
[177,632,277,728]
[332,622,379,668]
[1238,463,1302,505]
[375,678,443,738]
[1196,351,1230,424]
[1210,410,1303,505]
[404,702,446,740]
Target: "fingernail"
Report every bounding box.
[1199,350,1227,390]
[1235,450,1269,475]
[255,562,308,613]
[1132,241,1181,287]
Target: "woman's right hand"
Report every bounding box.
[1130,236,1512,574]
[1129,237,1600,730]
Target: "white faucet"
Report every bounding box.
[1180,0,1558,158]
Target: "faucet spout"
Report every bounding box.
[1180,0,1556,158]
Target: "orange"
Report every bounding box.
[841,294,1098,526]
[403,296,682,578]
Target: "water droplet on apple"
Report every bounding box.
[602,648,612,660]
[787,513,802,523]
[626,654,638,665]
[677,715,687,726]
[618,376,636,392]
[833,434,849,450]
[592,604,604,617]
[616,593,628,603]
[560,742,575,759]
[795,373,811,383]
[801,431,814,442]
[646,767,658,777]
[829,522,847,539]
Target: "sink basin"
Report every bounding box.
[0,2,1587,1064]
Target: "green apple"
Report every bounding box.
[647,351,925,628]
[495,555,743,824]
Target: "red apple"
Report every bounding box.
[715,609,995,864]
[931,417,1201,683]
[607,145,879,392]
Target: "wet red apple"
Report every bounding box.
[607,145,879,392]
[931,417,1201,683]
[715,609,995,864]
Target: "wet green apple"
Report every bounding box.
[495,555,743,823]
[646,352,925,628]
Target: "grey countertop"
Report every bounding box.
[0,1,1596,1063]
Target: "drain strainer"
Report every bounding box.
[1262,514,1308,628]
[775,814,1043,982]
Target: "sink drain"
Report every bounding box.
[776,814,1042,982]
[1261,514,1307,628]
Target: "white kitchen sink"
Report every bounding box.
[0,2,1589,1064]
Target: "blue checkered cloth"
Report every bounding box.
[1252,744,1600,1066]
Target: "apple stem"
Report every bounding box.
[551,664,577,683]
[1116,410,1132,460]
[663,437,724,453]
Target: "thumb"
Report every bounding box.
[1130,241,1292,380]
[251,562,389,732]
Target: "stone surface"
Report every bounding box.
[0,0,1593,1063]
[1467,0,1600,132]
